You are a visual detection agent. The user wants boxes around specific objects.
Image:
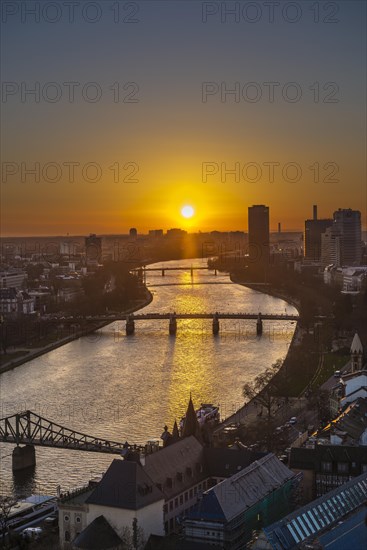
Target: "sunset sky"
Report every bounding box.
[1,1,366,236]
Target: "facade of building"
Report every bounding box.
[0,288,35,316]
[289,445,367,502]
[333,208,361,266]
[58,432,265,546]
[321,226,341,268]
[248,205,269,271]
[304,205,332,262]
[85,234,102,265]
[0,270,27,290]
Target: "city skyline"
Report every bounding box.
[1,1,366,236]
[0,202,365,238]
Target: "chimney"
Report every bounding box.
[313,205,317,220]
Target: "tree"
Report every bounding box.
[242,360,283,420]
[118,519,146,550]
[0,495,17,543]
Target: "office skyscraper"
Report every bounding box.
[304,205,333,262]
[248,205,269,271]
[333,209,361,266]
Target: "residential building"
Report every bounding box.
[289,445,367,502]
[0,288,35,316]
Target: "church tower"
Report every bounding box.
[181,395,201,440]
[350,333,363,373]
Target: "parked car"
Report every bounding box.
[289,417,297,424]
[21,527,43,539]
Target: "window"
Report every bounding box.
[180,494,183,505]
[169,501,173,511]
[76,516,81,523]
[174,497,178,508]
[321,461,332,473]
[185,492,188,502]
[337,462,349,474]
[65,531,70,542]
[189,488,193,499]
[64,515,69,522]
[163,504,168,514]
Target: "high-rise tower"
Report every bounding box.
[248,205,269,272]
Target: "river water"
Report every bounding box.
[0,259,297,497]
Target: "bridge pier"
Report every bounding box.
[12,444,36,471]
[256,313,263,336]
[126,315,135,335]
[169,314,177,335]
[212,314,220,335]
[162,269,165,276]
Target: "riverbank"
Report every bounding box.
[0,289,153,375]
[217,273,305,431]
[230,273,301,311]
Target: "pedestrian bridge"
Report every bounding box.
[0,410,146,471]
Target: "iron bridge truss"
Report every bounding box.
[0,410,145,455]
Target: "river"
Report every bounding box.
[0,259,298,497]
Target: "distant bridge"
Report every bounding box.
[76,312,299,322]
[147,282,271,287]
[136,266,211,272]
[45,312,298,336]
[0,410,146,470]
[79,312,298,336]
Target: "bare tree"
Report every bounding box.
[243,360,283,420]
[0,495,17,543]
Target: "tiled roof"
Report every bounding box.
[187,454,295,523]
[86,459,164,510]
[204,447,266,478]
[73,515,123,549]
[289,445,367,470]
[144,436,207,500]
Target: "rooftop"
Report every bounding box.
[187,454,295,523]
[86,459,164,510]
[263,471,367,549]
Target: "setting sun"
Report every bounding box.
[181,205,195,219]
